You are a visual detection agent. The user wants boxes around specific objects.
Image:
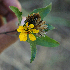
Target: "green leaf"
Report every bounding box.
[36,35,59,47]
[30,3,52,20]
[44,24,55,32]
[27,34,37,63]
[9,6,22,25]
[30,42,37,63]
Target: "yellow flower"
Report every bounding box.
[29,34,36,41]
[19,33,27,41]
[17,26,24,32]
[17,22,39,41]
[29,24,34,28]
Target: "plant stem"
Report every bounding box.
[0,29,17,34]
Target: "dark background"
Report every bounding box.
[0,0,70,70]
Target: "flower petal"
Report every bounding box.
[29,24,34,28]
[26,22,28,27]
[19,33,27,41]
[24,26,28,30]
[32,29,39,33]
[17,26,24,32]
[29,34,36,41]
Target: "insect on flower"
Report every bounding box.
[25,12,48,37]
[17,12,48,41]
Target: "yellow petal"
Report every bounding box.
[24,26,28,30]
[19,26,24,28]
[26,22,28,27]
[29,34,36,41]
[32,29,39,33]
[19,33,27,41]
[17,26,24,32]
[29,24,34,28]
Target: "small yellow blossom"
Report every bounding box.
[17,22,39,41]
[29,24,34,28]
[19,33,27,41]
[29,34,36,41]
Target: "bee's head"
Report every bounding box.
[25,13,41,26]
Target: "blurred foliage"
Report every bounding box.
[44,15,70,27]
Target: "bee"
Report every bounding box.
[25,13,47,37]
